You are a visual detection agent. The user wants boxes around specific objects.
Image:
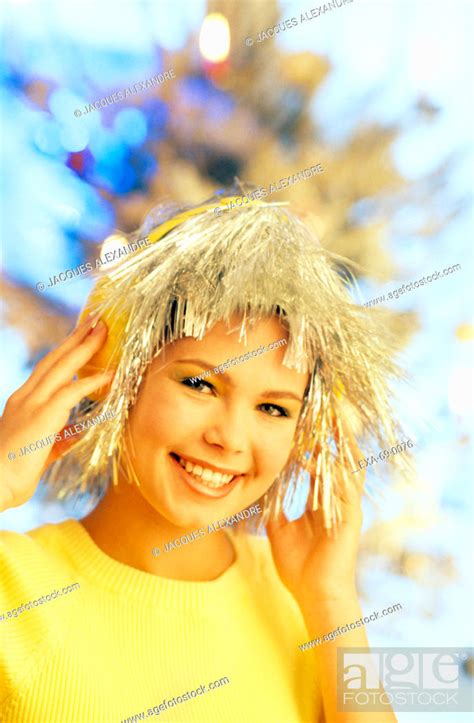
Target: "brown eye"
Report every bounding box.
[181,377,214,393]
[258,403,289,418]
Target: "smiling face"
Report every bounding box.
[123,314,309,530]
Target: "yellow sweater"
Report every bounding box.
[0,520,320,723]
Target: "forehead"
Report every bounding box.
[153,315,310,393]
[164,315,288,357]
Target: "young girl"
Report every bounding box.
[0,190,401,722]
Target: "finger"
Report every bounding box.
[333,459,365,512]
[32,322,109,405]
[333,408,366,491]
[46,418,100,465]
[40,431,81,469]
[305,445,328,512]
[15,315,100,398]
[265,504,289,538]
[338,474,364,510]
[304,482,328,519]
[306,421,364,515]
[48,370,115,413]
[300,507,323,537]
[334,413,359,467]
[42,380,115,470]
[3,370,114,469]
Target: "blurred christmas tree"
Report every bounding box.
[4,0,457,341]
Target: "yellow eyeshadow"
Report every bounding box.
[172,364,207,377]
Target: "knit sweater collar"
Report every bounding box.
[46,519,256,611]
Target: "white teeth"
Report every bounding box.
[201,468,214,483]
[176,456,235,488]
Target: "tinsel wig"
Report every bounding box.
[43,185,406,530]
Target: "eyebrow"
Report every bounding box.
[259,390,303,403]
[174,359,304,403]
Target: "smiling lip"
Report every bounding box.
[169,453,244,499]
[173,453,243,477]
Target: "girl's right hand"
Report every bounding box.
[0,315,115,513]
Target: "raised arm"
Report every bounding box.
[266,429,398,723]
[0,315,113,514]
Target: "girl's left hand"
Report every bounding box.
[266,424,365,610]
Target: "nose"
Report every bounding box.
[202,400,249,456]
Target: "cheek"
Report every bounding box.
[130,384,203,448]
[257,424,297,478]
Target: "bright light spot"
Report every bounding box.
[34,116,63,156]
[456,323,474,342]
[199,13,230,63]
[448,367,474,417]
[49,89,86,122]
[59,123,90,153]
[100,233,129,268]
